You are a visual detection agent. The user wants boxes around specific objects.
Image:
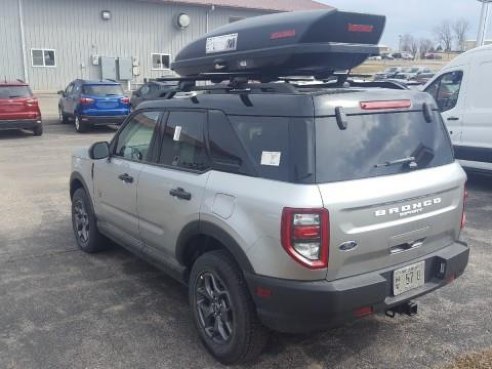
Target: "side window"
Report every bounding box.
[73,84,81,95]
[114,111,160,161]
[159,111,209,171]
[229,116,290,180]
[65,83,74,95]
[208,111,244,168]
[426,71,463,112]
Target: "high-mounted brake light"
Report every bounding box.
[270,29,296,40]
[281,208,329,269]
[79,97,94,105]
[360,100,412,110]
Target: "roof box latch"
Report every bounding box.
[335,106,348,130]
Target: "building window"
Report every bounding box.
[31,49,56,67]
[152,53,170,70]
[229,16,244,23]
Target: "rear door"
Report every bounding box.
[137,110,210,257]
[93,111,161,247]
[314,108,465,281]
[0,85,35,120]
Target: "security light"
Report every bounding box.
[176,13,191,29]
[101,10,111,21]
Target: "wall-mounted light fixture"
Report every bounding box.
[101,10,112,21]
[176,13,191,29]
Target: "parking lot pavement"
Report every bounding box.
[0,124,491,369]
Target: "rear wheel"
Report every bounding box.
[32,124,43,136]
[189,250,268,365]
[74,115,88,133]
[71,188,107,253]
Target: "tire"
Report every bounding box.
[32,124,43,136]
[71,188,107,253]
[189,250,268,365]
[74,115,88,133]
[59,107,68,124]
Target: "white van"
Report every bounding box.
[424,44,492,173]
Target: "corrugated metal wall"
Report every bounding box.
[0,0,269,91]
[1,0,24,82]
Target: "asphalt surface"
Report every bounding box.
[0,115,491,369]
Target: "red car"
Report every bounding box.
[0,80,43,136]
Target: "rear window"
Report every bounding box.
[315,111,454,183]
[0,86,32,98]
[82,85,123,96]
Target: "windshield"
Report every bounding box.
[82,84,123,96]
[0,86,32,98]
[408,68,420,73]
[315,111,454,183]
[385,68,397,73]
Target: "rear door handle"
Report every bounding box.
[118,173,134,183]
[169,187,192,201]
[447,117,459,121]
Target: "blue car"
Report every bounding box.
[58,79,130,133]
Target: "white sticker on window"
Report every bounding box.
[206,33,238,54]
[173,126,182,141]
[261,151,281,166]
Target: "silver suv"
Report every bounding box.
[70,78,469,364]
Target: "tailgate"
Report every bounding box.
[319,163,466,281]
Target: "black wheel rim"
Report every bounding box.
[195,272,234,344]
[73,199,90,246]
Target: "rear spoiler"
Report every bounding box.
[172,9,386,78]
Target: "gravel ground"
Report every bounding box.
[0,104,491,368]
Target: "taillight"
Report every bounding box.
[79,97,94,105]
[281,208,329,269]
[120,97,130,104]
[25,98,38,107]
[360,100,412,110]
[461,184,468,229]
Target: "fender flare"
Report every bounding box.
[69,171,97,217]
[175,220,255,274]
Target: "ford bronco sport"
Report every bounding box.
[69,9,469,364]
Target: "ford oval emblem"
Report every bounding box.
[338,241,358,252]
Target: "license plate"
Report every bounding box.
[393,261,425,296]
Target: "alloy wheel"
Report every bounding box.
[73,199,90,245]
[195,271,234,344]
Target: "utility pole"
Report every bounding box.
[477,0,492,47]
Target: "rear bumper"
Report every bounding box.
[245,241,469,333]
[0,119,42,130]
[79,115,127,125]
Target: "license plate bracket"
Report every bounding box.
[393,261,425,296]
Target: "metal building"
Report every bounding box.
[1,0,329,91]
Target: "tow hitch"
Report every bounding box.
[385,300,418,318]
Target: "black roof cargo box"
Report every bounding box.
[171,9,385,78]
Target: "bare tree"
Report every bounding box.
[434,21,453,51]
[400,34,418,58]
[419,38,434,58]
[453,18,470,51]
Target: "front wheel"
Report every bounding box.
[189,250,268,365]
[71,188,107,253]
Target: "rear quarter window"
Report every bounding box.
[315,111,454,183]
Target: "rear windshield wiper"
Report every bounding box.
[374,156,417,168]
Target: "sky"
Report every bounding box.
[318,0,488,49]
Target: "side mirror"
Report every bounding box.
[57,90,65,96]
[89,141,110,160]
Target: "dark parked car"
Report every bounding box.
[0,80,43,136]
[130,80,178,108]
[58,79,130,133]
